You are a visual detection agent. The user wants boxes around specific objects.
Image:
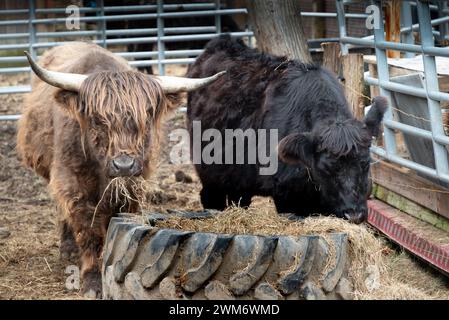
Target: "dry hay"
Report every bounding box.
[152,201,449,300]
[91,171,196,218]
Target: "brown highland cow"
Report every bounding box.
[17,42,223,298]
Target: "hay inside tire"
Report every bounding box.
[102,213,352,300]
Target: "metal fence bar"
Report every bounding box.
[1,56,204,74]
[157,0,166,75]
[409,1,439,13]
[335,0,349,55]
[400,14,449,34]
[0,49,205,63]
[301,12,368,18]
[0,9,249,26]
[98,0,107,48]
[401,0,415,58]
[372,0,397,157]
[130,58,196,66]
[0,26,218,40]
[27,0,37,93]
[416,1,449,176]
[118,49,204,59]
[371,146,449,182]
[436,1,449,43]
[215,0,222,34]
[381,119,449,146]
[0,31,254,52]
[383,120,433,141]
[340,36,449,57]
[0,67,32,74]
[368,75,449,104]
[0,115,21,121]
[0,4,218,15]
[28,0,36,60]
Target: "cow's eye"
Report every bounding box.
[318,158,337,174]
[95,119,102,127]
[360,160,370,170]
[91,117,106,128]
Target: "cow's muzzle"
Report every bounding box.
[108,155,142,177]
[341,208,367,224]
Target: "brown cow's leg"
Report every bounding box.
[72,203,111,299]
[76,227,104,299]
[50,167,110,298]
[59,218,78,261]
[52,171,141,298]
[56,196,110,299]
[74,199,136,298]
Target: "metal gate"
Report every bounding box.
[0,0,252,101]
[336,0,449,185]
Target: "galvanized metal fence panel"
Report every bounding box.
[337,0,449,184]
[0,0,253,97]
[0,0,363,119]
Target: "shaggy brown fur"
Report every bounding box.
[16,42,175,298]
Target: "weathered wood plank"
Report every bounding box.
[372,184,449,233]
[370,160,449,220]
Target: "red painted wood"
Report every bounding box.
[368,199,449,274]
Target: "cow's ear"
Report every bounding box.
[149,92,183,121]
[165,93,183,111]
[54,89,81,118]
[278,132,314,167]
[364,96,388,138]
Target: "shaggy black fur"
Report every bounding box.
[187,35,387,224]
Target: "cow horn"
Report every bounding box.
[153,71,226,93]
[24,51,87,92]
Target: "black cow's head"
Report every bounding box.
[278,96,388,224]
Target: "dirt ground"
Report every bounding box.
[0,69,448,300]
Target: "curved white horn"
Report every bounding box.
[24,51,87,92]
[154,71,226,93]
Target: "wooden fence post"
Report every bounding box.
[385,0,401,58]
[342,53,365,120]
[321,42,342,77]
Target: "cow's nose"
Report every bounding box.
[109,155,140,177]
[343,210,367,224]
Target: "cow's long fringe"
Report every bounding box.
[317,120,372,157]
[78,71,168,155]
